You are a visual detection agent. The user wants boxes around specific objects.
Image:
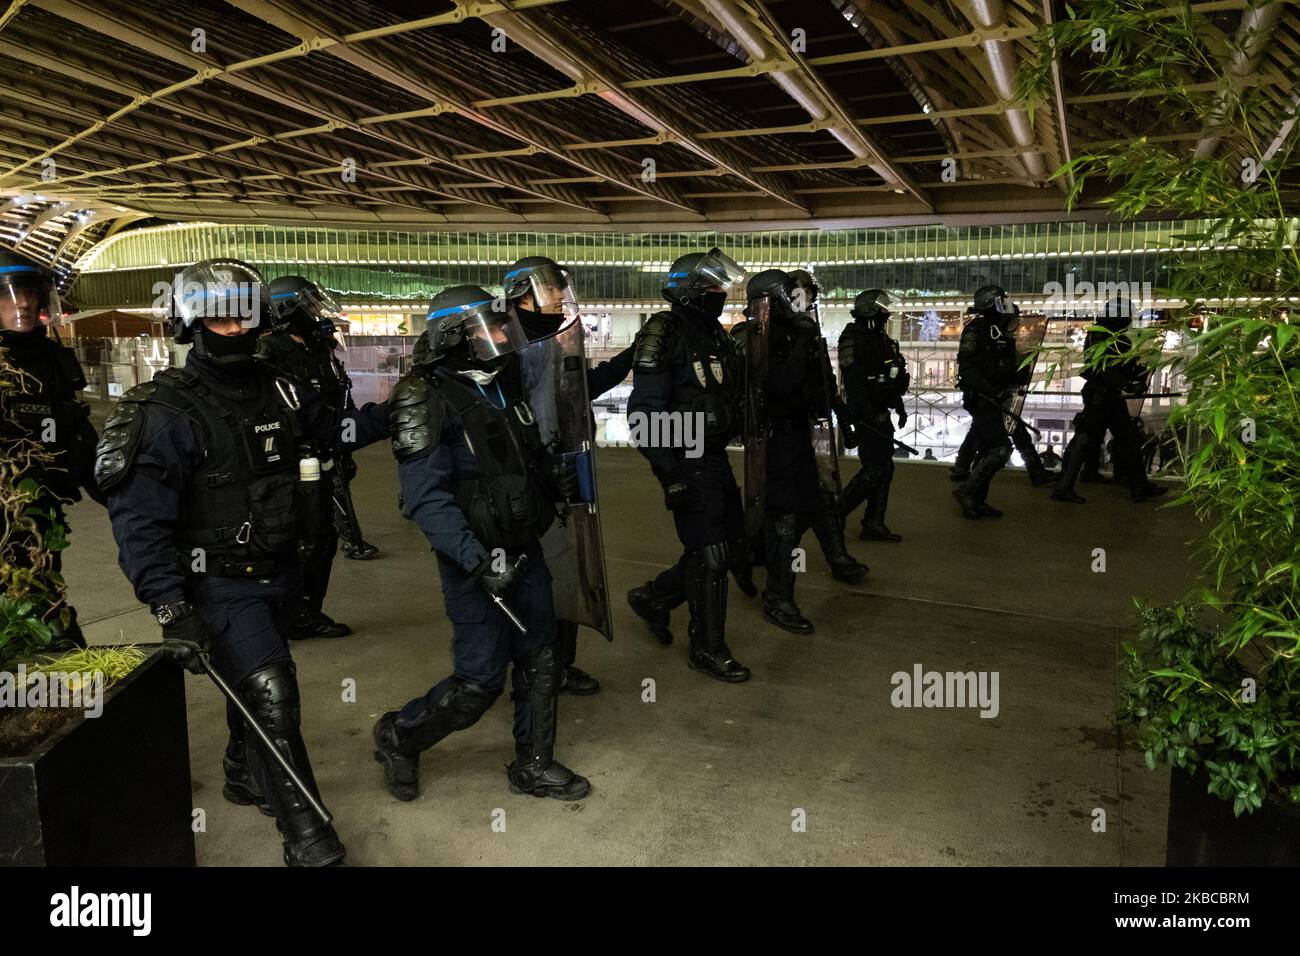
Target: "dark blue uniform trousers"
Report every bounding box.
[397,542,556,748]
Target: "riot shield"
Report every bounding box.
[518,318,613,641]
[736,296,770,542]
[808,313,842,499]
[1009,310,1049,419]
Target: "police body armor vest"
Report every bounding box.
[958,317,1018,393]
[658,310,742,445]
[147,367,304,563]
[0,337,89,497]
[842,321,907,412]
[410,367,556,553]
[258,333,350,439]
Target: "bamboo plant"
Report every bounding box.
[1019,0,1300,814]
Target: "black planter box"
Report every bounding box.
[0,649,196,866]
[1166,767,1300,866]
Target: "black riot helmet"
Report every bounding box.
[851,288,892,330]
[786,268,821,316]
[269,274,346,347]
[503,256,579,317]
[662,247,747,313]
[424,284,528,366]
[169,258,270,365]
[745,268,794,320]
[972,284,1014,317]
[1099,294,1133,332]
[0,250,63,334]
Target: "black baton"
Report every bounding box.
[194,649,332,827]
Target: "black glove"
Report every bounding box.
[547,453,579,500]
[896,408,908,429]
[478,554,527,599]
[663,480,691,512]
[840,421,859,449]
[161,611,212,675]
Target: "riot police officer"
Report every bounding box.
[0,252,99,651]
[1052,296,1168,504]
[949,304,1054,487]
[838,289,909,541]
[734,269,868,634]
[504,256,633,695]
[623,248,751,682]
[783,268,869,580]
[951,285,1023,520]
[373,285,590,802]
[96,258,389,866]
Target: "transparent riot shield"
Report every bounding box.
[517,318,613,641]
[1009,310,1049,420]
[808,314,842,498]
[736,296,770,542]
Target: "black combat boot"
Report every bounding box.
[342,540,379,560]
[289,610,352,640]
[809,496,868,583]
[627,582,674,646]
[860,469,901,542]
[556,621,600,695]
[1051,434,1090,504]
[685,545,751,682]
[1131,482,1169,503]
[242,663,346,867]
[952,445,1010,520]
[374,679,498,801]
[223,736,274,816]
[507,644,591,800]
[762,514,815,634]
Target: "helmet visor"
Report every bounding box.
[272,282,343,325]
[173,262,266,331]
[461,309,530,363]
[697,248,747,296]
[520,265,581,328]
[0,266,63,331]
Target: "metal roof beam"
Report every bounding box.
[478,4,810,214]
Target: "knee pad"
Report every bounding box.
[437,677,498,731]
[700,541,731,572]
[240,661,300,736]
[987,443,1012,468]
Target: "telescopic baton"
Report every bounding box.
[194,649,332,826]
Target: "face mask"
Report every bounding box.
[513,304,563,341]
[697,290,728,320]
[199,325,259,361]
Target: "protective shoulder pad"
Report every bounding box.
[390,370,442,462]
[94,383,156,492]
[837,326,856,368]
[633,311,675,369]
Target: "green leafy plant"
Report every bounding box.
[0,350,70,666]
[1021,1,1300,813]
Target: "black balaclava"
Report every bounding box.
[686,290,728,323]
[513,302,564,341]
[195,323,258,364]
[0,323,50,356]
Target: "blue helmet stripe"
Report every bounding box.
[427,298,493,321]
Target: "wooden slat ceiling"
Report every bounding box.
[1,0,1295,271]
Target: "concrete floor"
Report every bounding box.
[64,444,1199,866]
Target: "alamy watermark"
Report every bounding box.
[0,665,104,718]
[890,663,999,718]
[602,410,705,459]
[1040,276,1153,314]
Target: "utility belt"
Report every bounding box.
[179,550,284,579]
[669,390,739,444]
[770,416,812,435]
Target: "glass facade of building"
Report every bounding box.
[70,219,1240,466]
